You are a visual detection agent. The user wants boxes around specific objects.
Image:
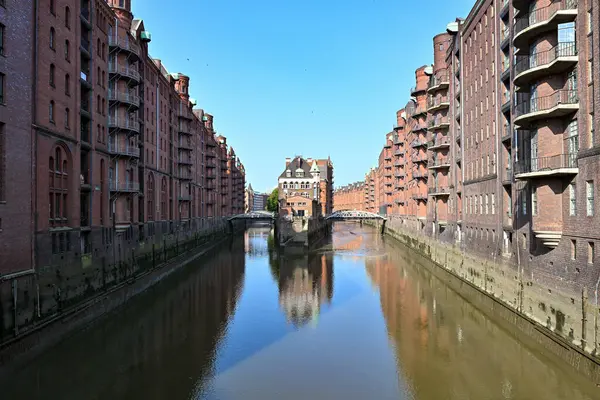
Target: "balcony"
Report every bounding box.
[410,139,427,148]
[503,213,514,231]
[108,35,140,59]
[178,105,194,120]
[410,85,425,95]
[393,134,403,144]
[515,153,578,179]
[177,170,192,180]
[427,96,450,112]
[411,154,428,163]
[413,106,428,118]
[393,161,403,167]
[109,180,139,192]
[108,90,140,108]
[428,156,451,169]
[502,168,513,185]
[108,117,140,134]
[412,171,427,179]
[534,230,563,249]
[501,92,511,113]
[427,74,449,93]
[429,117,450,131]
[501,58,511,81]
[455,148,461,162]
[428,186,450,196]
[412,193,428,201]
[514,42,577,87]
[108,142,140,158]
[179,194,192,201]
[394,149,405,156]
[427,136,451,150]
[513,0,578,49]
[500,26,511,49]
[80,70,92,89]
[501,125,512,143]
[394,172,405,178]
[514,90,578,125]
[412,121,428,132]
[179,140,193,150]
[393,124,404,131]
[108,64,141,84]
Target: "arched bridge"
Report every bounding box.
[325,210,387,221]
[229,211,276,221]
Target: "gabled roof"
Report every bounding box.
[279,156,313,179]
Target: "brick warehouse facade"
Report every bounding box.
[0,0,245,342]
[334,0,600,298]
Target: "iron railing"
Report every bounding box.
[109,180,139,192]
[515,42,577,76]
[428,96,449,109]
[108,143,140,157]
[515,90,578,117]
[515,0,578,36]
[108,117,140,132]
[515,153,577,174]
[428,73,449,90]
[108,64,141,82]
[108,90,140,107]
[108,35,140,56]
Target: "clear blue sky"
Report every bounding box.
[132,0,474,194]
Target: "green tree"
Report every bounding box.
[266,188,279,212]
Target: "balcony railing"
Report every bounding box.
[411,154,428,163]
[108,142,140,157]
[515,0,578,37]
[515,153,577,176]
[428,136,451,149]
[179,140,193,150]
[108,90,140,107]
[413,106,427,116]
[515,90,578,119]
[108,117,140,133]
[412,193,428,200]
[413,171,427,179]
[412,121,428,131]
[502,125,511,142]
[109,180,139,192]
[429,156,451,168]
[108,64,141,82]
[411,139,427,148]
[503,168,513,184]
[428,186,450,195]
[108,35,140,56]
[514,42,577,79]
[428,73,449,91]
[394,149,405,156]
[428,96,449,110]
[177,170,192,180]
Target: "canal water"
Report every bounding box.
[2,224,599,399]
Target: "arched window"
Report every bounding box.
[65,6,70,28]
[49,101,55,122]
[97,38,101,56]
[65,108,70,129]
[65,39,70,61]
[49,64,55,86]
[161,177,167,220]
[147,173,155,221]
[49,145,69,227]
[102,43,106,60]
[65,73,70,95]
[50,0,55,14]
[50,28,55,49]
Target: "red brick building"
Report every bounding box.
[335,0,600,294]
[332,182,366,211]
[0,1,245,294]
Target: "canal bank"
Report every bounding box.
[0,218,246,374]
[372,217,600,383]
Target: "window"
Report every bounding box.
[0,23,4,55]
[571,239,577,260]
[65,108,70,129]
[532,187,537,216]
[65,74,70,95]
[49,146,69,227]
[49,64,55,86]
[587,181,594,216]
[570,183,576,215]
[50,28,55,49]
[65,6,71,29]
[474,196,478,214]
[65,40,70,61]
[49,101,55,122]
[161,178,167,219]
[480,195,483,214]
[50,0,55,14]
[521,192,527,215]
[491,193,495,215]
[485,194,488,214]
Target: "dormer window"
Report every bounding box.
[286,169,291,178]
[295,169,304,178]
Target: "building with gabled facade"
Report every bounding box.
[278,156,323,217]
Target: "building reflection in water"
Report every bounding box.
[1,236,247,400]
[244,223,273,256]
[267,240,334,328]
[364,243,598,400]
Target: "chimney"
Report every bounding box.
[307,158,313,164]
[285,158,291,167]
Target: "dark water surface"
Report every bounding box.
[2,224,599,399]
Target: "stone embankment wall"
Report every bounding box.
[377,216,600,382]
[275,217,329,251]
[0,217,245,371]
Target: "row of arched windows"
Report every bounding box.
[146,173,169,221]
[49,64,70,95]
[49,1,70,29]
[281,181,315,190]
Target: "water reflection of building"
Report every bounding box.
[365,247,599,400]
[276,253,333,328]
[244,226,273,255]
[2,236,246,400]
